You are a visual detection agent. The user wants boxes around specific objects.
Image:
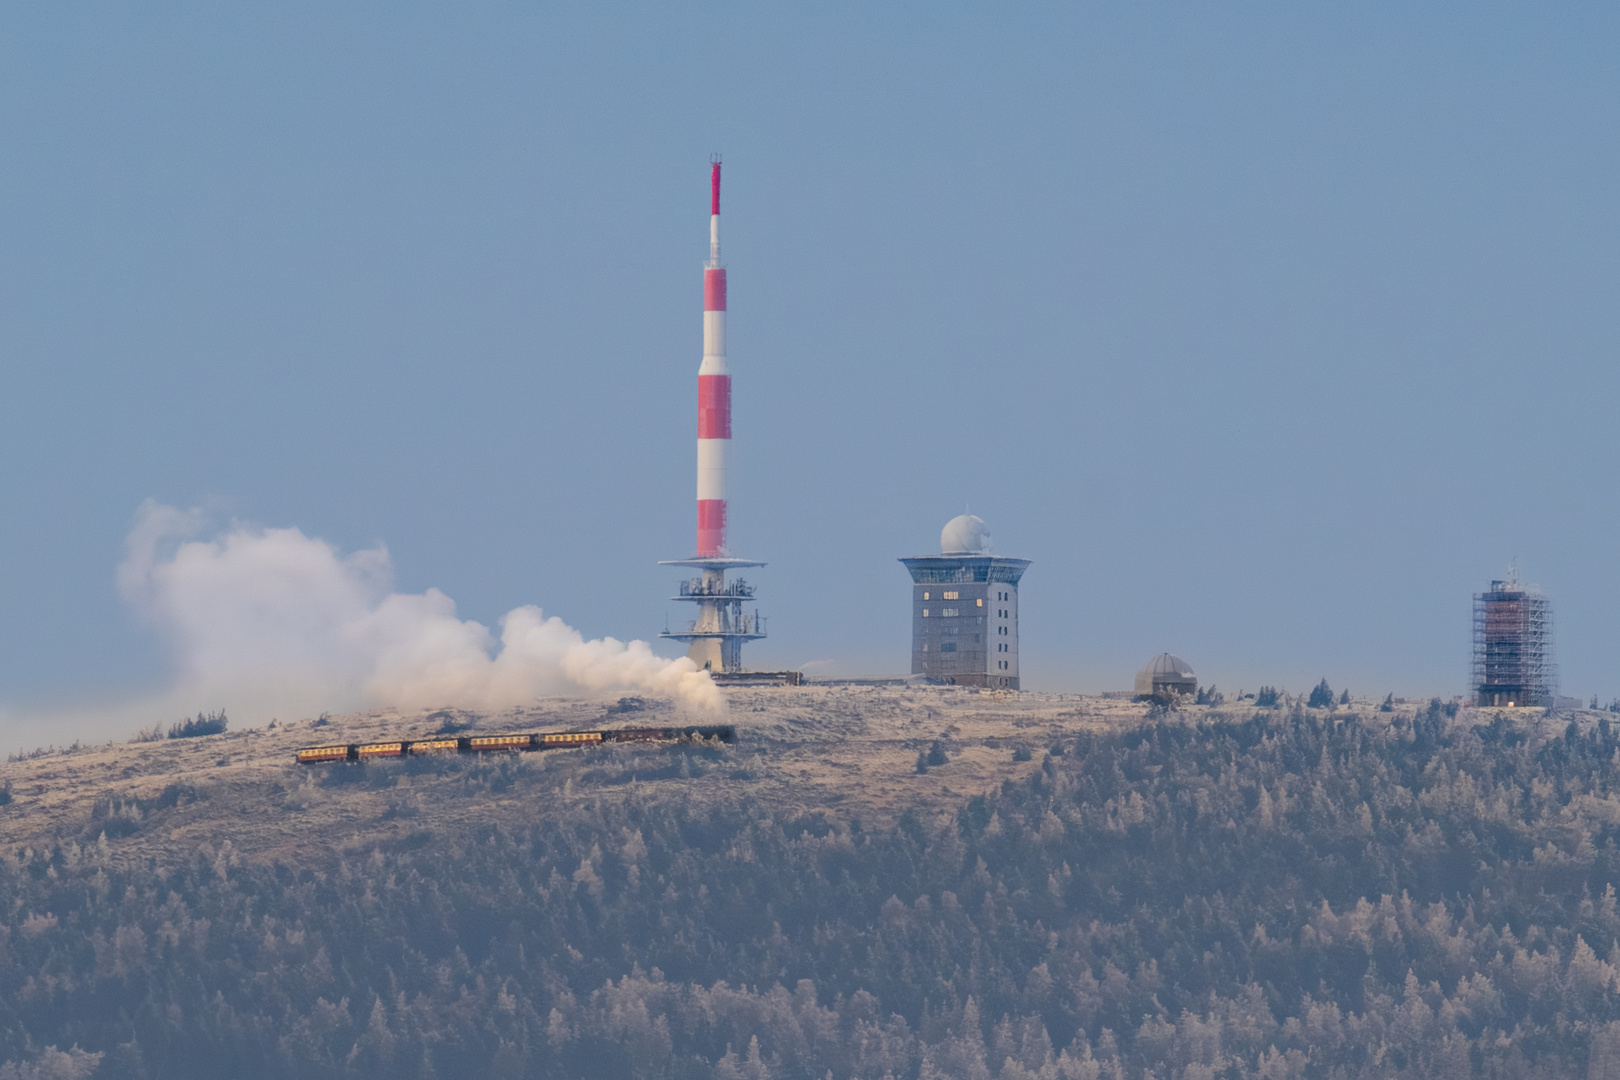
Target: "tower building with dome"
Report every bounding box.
[899,515,1031,689]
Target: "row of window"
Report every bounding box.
[920,634,983,651]
[997,660,1010,670]
[920,592,984,606]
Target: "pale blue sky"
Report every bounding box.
[2,3,1617,726]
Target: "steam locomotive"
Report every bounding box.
[293,725,735,764]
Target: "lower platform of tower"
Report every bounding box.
[659,566,766,674]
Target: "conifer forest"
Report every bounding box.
[4,698,1620,1078]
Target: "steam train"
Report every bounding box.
[294,724,735,764]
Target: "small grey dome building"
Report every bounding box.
[900,515,1031,689]
[1135,653,1197,698]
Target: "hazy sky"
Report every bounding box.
[2,3,1617,732]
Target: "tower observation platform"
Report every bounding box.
[900,515,1030,690]
[659,556,767,673]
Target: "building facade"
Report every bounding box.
[900,515,1030,689]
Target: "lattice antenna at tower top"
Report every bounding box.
[1472,574,1556,708]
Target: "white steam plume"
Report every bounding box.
[113,501,720,720]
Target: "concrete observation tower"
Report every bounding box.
[660,160,766,673]
[900,515,1030,689]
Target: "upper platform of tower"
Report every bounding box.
[660,556,765,571]
[899,515,1030,585]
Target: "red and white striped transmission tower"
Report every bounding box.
[660,159,766,674]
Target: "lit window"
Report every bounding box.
[923,592,930,600]
[943,591,959,600]
[922,609,929,617]
[977,599,983,607]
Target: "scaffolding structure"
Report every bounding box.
[1472,575,1556,707]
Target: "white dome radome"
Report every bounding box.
[941,514,991,555]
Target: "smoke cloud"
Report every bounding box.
[112,501,720,721]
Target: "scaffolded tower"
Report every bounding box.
[1472,571,1556,707]
[659,159,766,673]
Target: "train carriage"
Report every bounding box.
[406,738,462,754]
[295,744,353,764]
[466,733,533,752]
[541,731,603,747]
